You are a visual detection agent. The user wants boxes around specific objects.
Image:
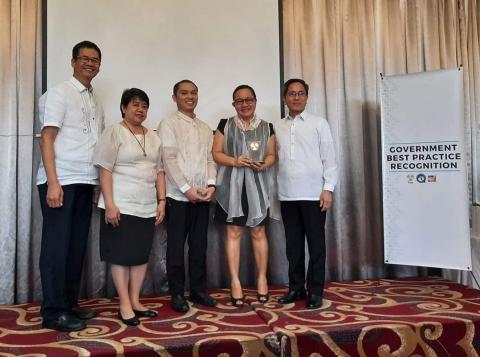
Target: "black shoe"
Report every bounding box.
[306,293,323,309]
[190,292,218,307]
[257,293,270,304]
[230,295,245,307]
[278,289,307,304]
[133,309,158,318]
[171,295,189,313]
[70,306,96,320]
[42,313,86,332]
[118,311,140,326]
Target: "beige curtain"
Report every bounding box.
[0,0,42,304]
[283,0,480,281]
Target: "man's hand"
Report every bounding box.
[320,190,333,212]
[201,186,216,202]
[40,126,62,208]
[185,187,203,202]
[92,190,100,205]
[46,181,64,208]
[105,204,121,227]
[155,201,166,225]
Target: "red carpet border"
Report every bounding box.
[1,277,480,356]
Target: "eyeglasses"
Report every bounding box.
[233,97,256,106]
[286,91,307,97]
[76,56,101,65]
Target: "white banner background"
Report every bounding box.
[381,68,471,270]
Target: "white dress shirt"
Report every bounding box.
[274,111,337,200]
[36,77,104,185]
[158,111,216,202]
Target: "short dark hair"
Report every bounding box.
[283,78,309,97]
[120,88,149,118]
[173,79,198,96]
[232,84,256,100]
[72,41,102,61]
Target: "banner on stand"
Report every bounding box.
[381,68,471,270]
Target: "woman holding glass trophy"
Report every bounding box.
[212,85,276,306]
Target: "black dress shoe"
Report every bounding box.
[278,289,307,304]
[306,293,323,309]
[71,306,96,320]
[171,295,189,312]
[118,312,140,326]
[133,309,158,318]
[190,292,217,307]
[42,313,86,332]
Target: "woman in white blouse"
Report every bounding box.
[94,88,165,326]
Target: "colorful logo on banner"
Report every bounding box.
[406,173,437,184]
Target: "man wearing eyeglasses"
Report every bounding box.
[37,41,104,331]
[275,78,337,309]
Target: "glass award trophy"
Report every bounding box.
[245,130,265,163]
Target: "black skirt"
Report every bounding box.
[100,210,155,266]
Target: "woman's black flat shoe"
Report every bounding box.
[118,312,140,326]
[133,309,158,318]
[257,293,269,303]
[230,295,245,307]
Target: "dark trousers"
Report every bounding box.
[166,198,210,296]
[38,183,93,321]
[280,200,326,295]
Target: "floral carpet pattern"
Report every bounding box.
[253,277,480,356]
[1,277,479,356]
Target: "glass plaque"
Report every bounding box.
[244,128,265,163]
[246,140,263,162]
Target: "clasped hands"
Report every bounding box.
[185,186,215,203]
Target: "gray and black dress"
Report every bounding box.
[214,116,275,227]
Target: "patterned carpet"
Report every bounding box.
[0,277,479,356]
[254,277,480,356]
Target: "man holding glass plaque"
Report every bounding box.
[157,79,217,312]
[275,78,338,309]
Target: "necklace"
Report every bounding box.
[123,121,146,157]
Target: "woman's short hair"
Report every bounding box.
[120,88,149,118]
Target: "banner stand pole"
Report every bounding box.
[469,271,480,289]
